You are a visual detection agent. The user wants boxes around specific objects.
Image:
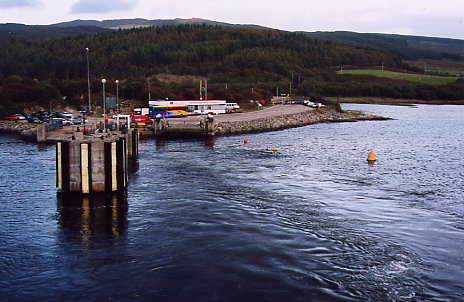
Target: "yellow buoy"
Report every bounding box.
[272,147,277,153]
[367,152,377,161]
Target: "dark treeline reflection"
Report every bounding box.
[57,192,128,243]
[153,136,217,150]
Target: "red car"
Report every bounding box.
[4,114,26,121]
[131,115,153,127]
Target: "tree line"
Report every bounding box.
[0,25,398,81]
[0,25,462,115]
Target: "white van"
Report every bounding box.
[225,103,240,113]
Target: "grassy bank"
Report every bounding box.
[338,69,459,85]
[405,59,464,77]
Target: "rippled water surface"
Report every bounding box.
[1,104,463,301]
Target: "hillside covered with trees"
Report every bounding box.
[0,24,463,115]
[306,31,464,62]
[0,23,110,43]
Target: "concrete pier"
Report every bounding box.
[147,115,215,137]
[138,105,384,137]
[56,129,138,194]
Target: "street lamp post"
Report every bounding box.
[102,78,106,130]
[115,80,119,113]
[85,48,91,115]
[115,80,119,131]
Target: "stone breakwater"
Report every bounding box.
[213,107,386,135]
[0,121,38,141]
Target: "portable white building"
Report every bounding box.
[149,100,227,114]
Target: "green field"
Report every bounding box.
[338,69,459,85]
[405,59,464,77]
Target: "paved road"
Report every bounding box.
[166,104,313,125]
[216,104,312,122]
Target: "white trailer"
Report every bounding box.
[133,107,150,115]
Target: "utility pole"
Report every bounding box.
[147,77,151,101]
[199,80,203,100]
[199,79,208,100]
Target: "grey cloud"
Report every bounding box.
[0,0,38,9]
[71,0,137,14]
[374,14,464,39]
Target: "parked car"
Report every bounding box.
[53,118,72,126]
[225,103,241,113]
[71,118,84,125]
[131,115,153,127]
[56,112,74,119]
[36,112,50,121]
[28,117,43,124]
[4,114,26,121]
[78,106,89,115]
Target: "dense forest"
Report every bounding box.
[0,25,399,80]
[0,24,462,115]
[306,31,464,61]
[0,23,110,43]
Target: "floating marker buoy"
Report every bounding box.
[367,152,377,161]
[244,139,248,144]
[272,147,277,153]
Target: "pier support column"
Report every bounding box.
[125,129,139,157]
[154,115,163,135]
[205,114,216,135]
[36,124,47,143]
[56,133,134,194]
[90,140,105,192]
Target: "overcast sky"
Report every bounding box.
[1,0,463,39]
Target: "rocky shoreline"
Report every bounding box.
[0,121,38,142]
[213,107,388,135]
[0,106,388,142]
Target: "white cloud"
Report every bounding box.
[0,0,38,9]
[70,0,138,14]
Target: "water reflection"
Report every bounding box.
[154,136,217,149]
[127,157,140,174]
[57,192,128,246]
[36,143,51,152]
